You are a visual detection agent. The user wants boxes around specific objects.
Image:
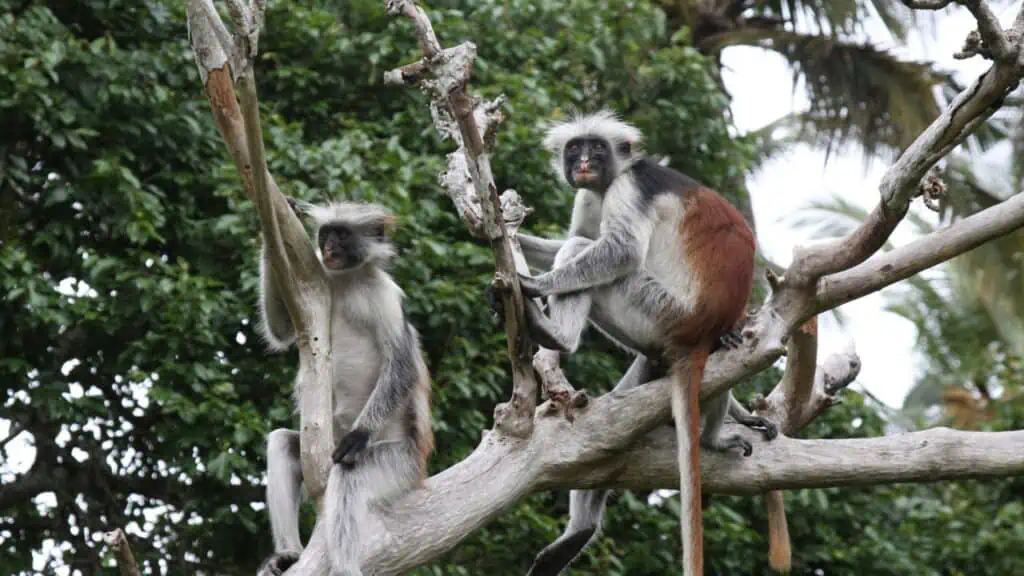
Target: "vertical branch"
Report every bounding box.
[102,529,141,576]
[185,0,335,498]
[778,316,820,434]
[383,1,538,435]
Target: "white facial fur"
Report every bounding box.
[541,109,644,186]
[308,200,398,275]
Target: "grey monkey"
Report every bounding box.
[256,198,433,576]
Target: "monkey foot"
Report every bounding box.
[714,327,744,352]
[257,551,300,576]
[701,434,753,457]
[737,415,778,440]
[527,528,595,576]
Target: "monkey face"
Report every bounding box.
[563,137,617,192]
[317,224,392,273]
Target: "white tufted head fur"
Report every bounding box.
[541,109,644,185]
[307,200,398,272]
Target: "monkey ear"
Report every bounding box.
[616,141,632,157]
[285,195,316,218]
[380,214,398,236]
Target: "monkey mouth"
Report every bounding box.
[322,250,348,270]
[573,170,598,184]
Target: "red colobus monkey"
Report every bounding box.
[256,199,433,576]
[514,111,777,575]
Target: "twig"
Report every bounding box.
[102,529,141,576]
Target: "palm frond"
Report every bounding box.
[742,115,801,168]
[705,28,947,159]
[747,0,915,39]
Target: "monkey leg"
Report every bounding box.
[699,392,753,457]
[522,236,595,353]
[728,395,778,441]
[325,439,422,576]
[528,489,611,576]
[257,429,303,576]
[526,357,657,576]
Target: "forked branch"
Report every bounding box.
[382,0,544,435]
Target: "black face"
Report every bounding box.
[318,224,386,271]
[563,136,629,192]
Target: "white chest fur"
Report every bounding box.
[327,270,404,430]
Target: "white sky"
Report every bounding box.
[720,2,1018,407]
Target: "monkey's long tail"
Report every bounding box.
[766,490,792,572]
[325,465,366,576]
[669,344,710,576]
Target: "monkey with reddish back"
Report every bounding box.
[513,111,779,575]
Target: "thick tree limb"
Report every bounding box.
[186,0,335,499]
[283,385,1024,575]
[787,8,1024,283]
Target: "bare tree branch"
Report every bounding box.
[101,529,141,576]
[960,0,1013,60]
[283,391,1024,576]
[185,0,335,499]
[787,8,1024,283]
[816,189,1024,311]
[383,0,541,436]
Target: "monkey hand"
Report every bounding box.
[257,552,300,576]
[517,273,547,298]
[485,282,505,322]
[333,428,370,468]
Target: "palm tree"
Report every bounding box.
[662,0,956,160]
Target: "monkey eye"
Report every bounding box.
[567,143,580,155]
[373,226,386,240]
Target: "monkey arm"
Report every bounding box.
[355,324,420,433]
[519,229,645,297]
[258,247,298,351]
[519,189,602,272]
[518,233,565,271]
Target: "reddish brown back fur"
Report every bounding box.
[662,185,755,576]
[665,187,755,353]
[412,354,435,483]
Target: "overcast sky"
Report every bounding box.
[720,2,1018,408]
